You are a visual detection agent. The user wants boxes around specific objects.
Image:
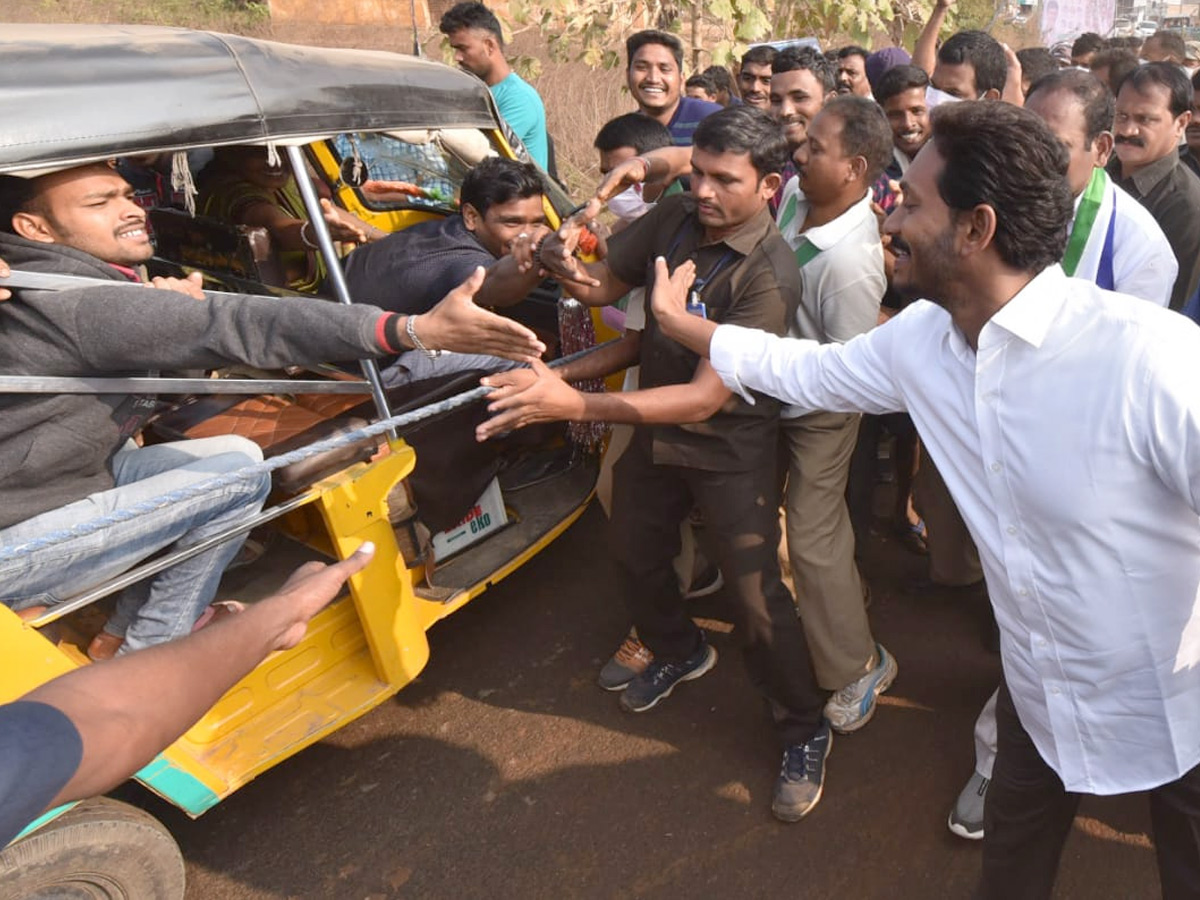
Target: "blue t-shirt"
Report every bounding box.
[491,73,549,170]
[666,96,723,146]
[0,701,83,847]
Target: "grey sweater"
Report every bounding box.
[0,233,395,529]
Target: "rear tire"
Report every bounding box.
[0,797,185,899]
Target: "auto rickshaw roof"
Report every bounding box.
[0,24,501,174]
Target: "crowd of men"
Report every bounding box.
[2,2,1200,895]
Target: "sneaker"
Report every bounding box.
[824,643,898,734]
[947,770,989,840]
[597,629,653,692]
[772,721,833,822]
[683,564,724,600]
[619,638,717,713]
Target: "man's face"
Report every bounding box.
[738,62,773,109]
[882,87,930,157]
[628,44,681,116]
[1072,50,1097,68]
[769,67,827,149]
[1091,64,1112,92]
[1026,88,1109,197]
[686,85,715,101]
[230,148,291,191]
[794,109,855,203]
[688,145,772,233]
[884,146,960,305]
[13,165,152,266]
[447,28,495,80]
[1113,82,1191,172]
[931,61,980,99]
[837,54,871,96]
[1140,36,1178,64]
[1188,87,1200,155]
[463,194,546,258]
[599,145,638,175]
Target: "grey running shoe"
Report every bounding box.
[597,629,653,692]
[948,770,989,840]
[619,638,717,712]
[772,721,833,822]
[683,564,724,600]
[824,643,898,734]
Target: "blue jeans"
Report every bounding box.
[0,436,271,653]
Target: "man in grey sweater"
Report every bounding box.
[0,163,543,658]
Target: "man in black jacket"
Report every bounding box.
[0,163,543,658]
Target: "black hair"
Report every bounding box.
[692,105,789,179]
[1193,68,1200,91]
[460,157,543,216]
[772,45,836,94]
[702,65,734,94]
[438,2,503,45]
[1071,32,1106,57]
[593,113,673,155]
[1016,47,1058,89]
[685,73,717,95]
[875,63,930,105]
[626,30,683,71]
[1026,68,1114,147]
[1090,48,1139,94]
[0,174,42,234]
[1120,61,1193,118]
[929,101,1073,272]
[837,45,869,62]
[740,44,777,69]
[937,30,1007,95]
[822,96,895,183]
[1147,30,1187,62]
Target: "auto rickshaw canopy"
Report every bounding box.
[0,24,500,174]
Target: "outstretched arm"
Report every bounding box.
[23,543,375,810]
[913,0,952,76]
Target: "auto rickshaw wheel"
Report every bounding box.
[0,797,185,900]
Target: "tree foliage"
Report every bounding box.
[507,0,989,69]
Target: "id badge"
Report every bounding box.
[686,289,708,319]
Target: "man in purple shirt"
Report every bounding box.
[625,30,722,147]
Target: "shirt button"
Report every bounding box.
[991,462,1003,473]
[1050,686,1061,695]
[1019,588,1029,597]
[1038,638,1048,648]
[1007,525,1017,535]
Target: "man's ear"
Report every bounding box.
[461,202,481,232]
[847,155,868,184]
[759,172,782,198]
[959,203,997,257]
[982,88,1002,101]
[11,211,56,244]
[1092,131,1115,168]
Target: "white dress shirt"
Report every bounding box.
[1072,170,1177,306]
[710,265,1200,794]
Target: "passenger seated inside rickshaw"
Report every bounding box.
[197,145,384,293]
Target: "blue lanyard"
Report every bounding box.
[665,230,737,298]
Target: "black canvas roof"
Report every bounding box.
[0,24,500,173]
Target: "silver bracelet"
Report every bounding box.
[405,314,441,359]
[299,221,319,250]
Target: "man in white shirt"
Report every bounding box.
[648,100,1200,899]
[775,96,898,733]
[946,67,1181,842]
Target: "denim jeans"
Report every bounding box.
[0,436,271,653]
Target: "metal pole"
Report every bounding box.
[284,144,397,440]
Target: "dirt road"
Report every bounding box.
[138,506,1158,899]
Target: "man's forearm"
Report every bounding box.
[473,255,544,308]
[557,333,640,382]
[574,380,725,425]
[913,2,950,75]
[557,261,632,307]
[656,310,720,359]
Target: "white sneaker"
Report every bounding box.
[948,770,988,840]
[823,643,898,734]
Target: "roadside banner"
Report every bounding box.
[1040,0,1115,45]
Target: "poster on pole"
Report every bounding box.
[1040,0,1115,45]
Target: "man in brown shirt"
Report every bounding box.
[477,106,831,823]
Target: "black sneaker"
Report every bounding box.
[618,638,717,713]
[772,721,833,822]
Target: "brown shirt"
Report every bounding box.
[605,193,800,471]
[1107,152,1200,311]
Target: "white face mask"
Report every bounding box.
[606,183,654,223]
[924,85,963,110]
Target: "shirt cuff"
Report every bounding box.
[709,324,761,405]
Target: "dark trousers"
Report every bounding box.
[982,683,1200,900]
[609,430,826,747]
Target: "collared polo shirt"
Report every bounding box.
[664,96,723,146]
[1107,152,1200,310]
[605,193,800,472]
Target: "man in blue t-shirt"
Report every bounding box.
[625,30,722,147]
[439,2,549,170]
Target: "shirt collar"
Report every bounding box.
[983,264,1068,350]
[1110,151,1180,196]
[800,191,875,251]
[688,197,774,255]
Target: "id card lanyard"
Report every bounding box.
[665,229,736,320]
